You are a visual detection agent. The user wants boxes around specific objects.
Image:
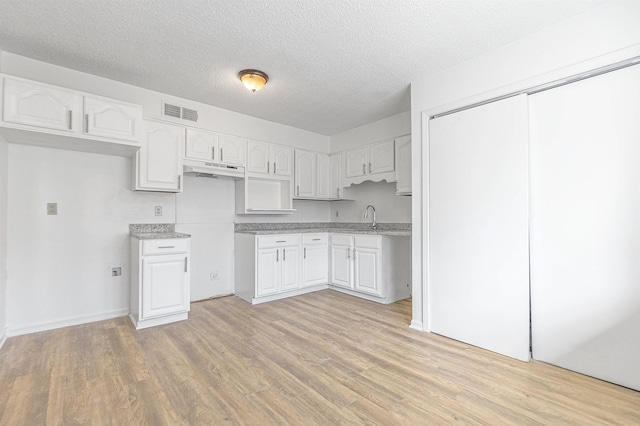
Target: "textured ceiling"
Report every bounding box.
[0,0,602,135]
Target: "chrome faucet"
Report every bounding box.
[364,205,377,228]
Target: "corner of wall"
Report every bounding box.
[0,134,8,349]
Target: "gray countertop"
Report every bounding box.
[129,223,191,240]
[235,222,411,237]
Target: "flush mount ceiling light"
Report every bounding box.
[238,69,269,93]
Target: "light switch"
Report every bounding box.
[47,203,58,215]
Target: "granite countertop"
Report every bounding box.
[129,224,191,240]
[235,222,411,237]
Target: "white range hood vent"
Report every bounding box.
[183,159,245,179]
[163,101,199,123]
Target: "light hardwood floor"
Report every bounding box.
[1,290,639,425]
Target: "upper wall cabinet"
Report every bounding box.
[184,130,246,166]
[218,134,246,166]
[135,119,184,192]
[294,149,317,198]
[84,95,141,142]
[343,139,395,186]
[394,135,411,195]
[247,140,292,177]
[0,75,143,157]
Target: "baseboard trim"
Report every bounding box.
[410,320,424,331]
[7,307,129,337]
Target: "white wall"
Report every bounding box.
[6,144,175,335]
[410,1,640,330]
[330,111,411,224]
[0,135,7,346]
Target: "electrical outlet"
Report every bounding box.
[111,265,123,277]
[155,206,162,216]
[47,203,58,215]
[210,271,220,280]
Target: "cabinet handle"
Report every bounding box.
[184,257,188,272]
[212,147,215,160]
[337,187,340,198]
[267,161,270,174]
[178,175,182,190]
[304,247,306,259]
[220,148,224,162]
[276,240,286,243]
[297,185,300,196]
[68,110,72,130]
[85,114,89,133]
[274,162,277,174]
[369,162,372,173]
[276,249,279,262]
[312,238,321,241]
[347,248,351,259]
[158,246,175,249]
[362,163,366,174]
[283,248,286,261]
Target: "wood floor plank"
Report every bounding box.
[1,289,639,424]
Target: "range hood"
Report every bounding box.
[183,159,245,179]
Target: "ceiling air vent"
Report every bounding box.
[162,102,199,123]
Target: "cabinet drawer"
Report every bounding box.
[302,233,328,245]
[142,239,189,255]
[257,234,300,249]
[331,234,353,246]
[354,235,381,249]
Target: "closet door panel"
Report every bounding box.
[530,65,640,391]
[429,94,530,362]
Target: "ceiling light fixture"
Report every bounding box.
[238,69,269,93]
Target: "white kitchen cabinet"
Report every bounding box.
[83,95,142,142]
[130,237,191,329]
[317,153,330,199]
[302,233,329,288]
[135,119,184,192]
[343,139,396,186]
[329,153,342,199]
[247,140,293,176]
[1,75,143,156]
[3,77,80,132]
[329,233,410,303]
[218,134,246,166]
[394,135,411,195]
[236,233,328,304]
[294,149,317,198]
[185,128,218,161]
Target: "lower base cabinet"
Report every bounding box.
[235,231,410,305]
[130,237,190,329]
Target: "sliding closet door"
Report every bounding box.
[530,65,640,391]
[429,94,530,362]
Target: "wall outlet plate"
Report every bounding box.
[47,203,58,215]
[111,265,123,277]
[210,271,220,280]
[155,206,162,216]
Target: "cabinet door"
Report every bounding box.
[83,96,142,142]
[280,246,300,292]
[185,128,218,161]
[256,248,279,296]
[141,254,189,319]
[317,153,330,199]
[3,78,79,132]
[354,247,381,296]
[136,120,184,192]
[395,136,411,194]
[345,147,367,178]
[303,244,329,287]
[294,150,317,198]
[329,154,342,198]
[369,140,395,174]
[247,140,270,174]
[218,134,245,166]
[330,245,353,288]
[271,145,293,176]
